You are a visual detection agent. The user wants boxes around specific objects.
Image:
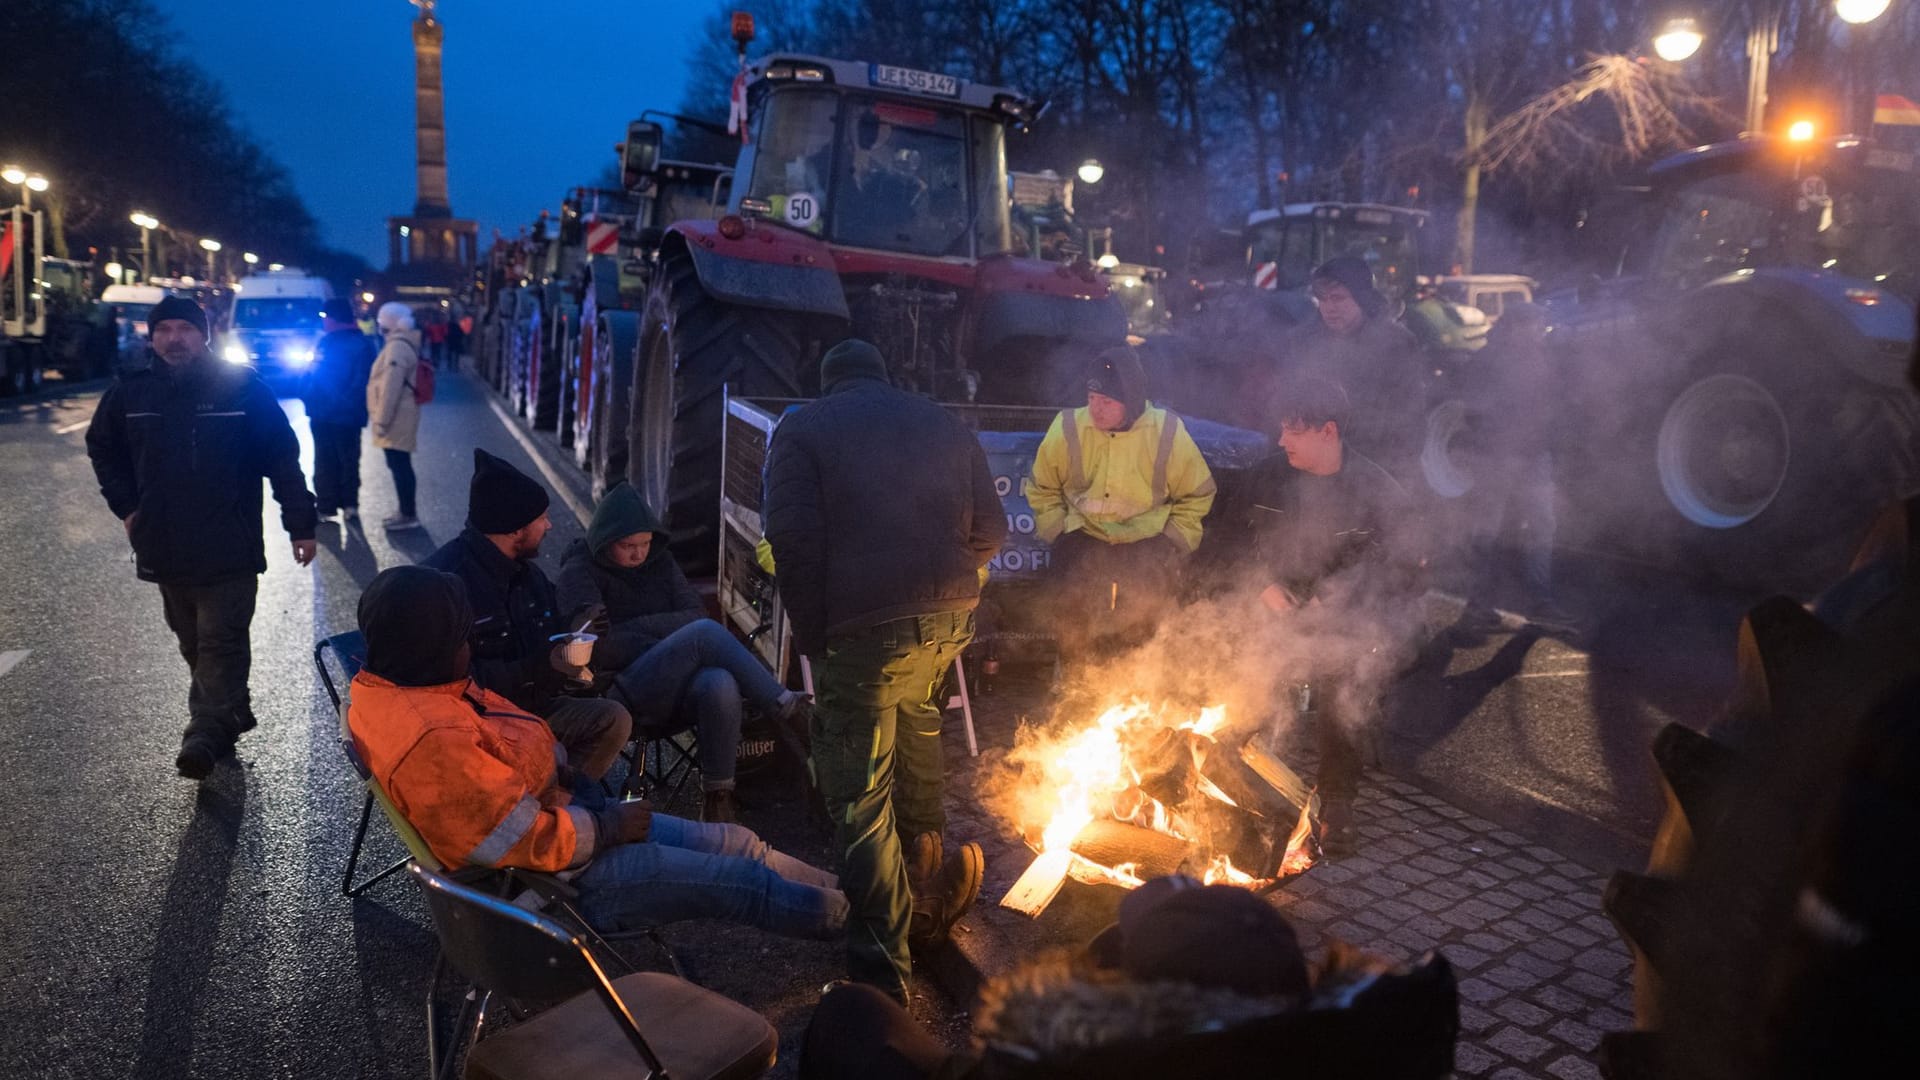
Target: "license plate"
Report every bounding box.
[869,63,960,98]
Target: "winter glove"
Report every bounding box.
[593,800,653,846]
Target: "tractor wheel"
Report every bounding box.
[631,252,806,575]
[556,321,582,446]
[1653,317,1916,591]
[1420,397,1477,499]
[2,345,44,397]
[586,310,639,498]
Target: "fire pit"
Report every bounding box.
[996,701,1321,916]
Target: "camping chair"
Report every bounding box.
[796,650,978,757]
[410,862,777,1080]
[315,630,411,898]
[619,724,702,809]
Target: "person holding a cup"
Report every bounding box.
[423,450,630,805]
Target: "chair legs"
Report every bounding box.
[619,731,700,809]
[342,789,411,898]
[426,951,491,1080]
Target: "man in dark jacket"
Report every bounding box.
[556,481,810,822]
[85,295,319,780]
[1287,256,1425,479]
[300,298,375,521]
[422,449,631,804]
[1250,376,1426,853]
[763,338,1007,1003]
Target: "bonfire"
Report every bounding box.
[999,700,1321,916]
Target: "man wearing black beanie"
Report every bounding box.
[1288,256,1425,479]
[85,295,318,780]
[423,449,631,802]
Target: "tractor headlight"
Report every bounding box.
[285,347,315,367]
[223,344,250,365]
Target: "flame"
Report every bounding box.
[1201,853,1270,888]
[1181,705,1230,740]
[1035,703,1148,853]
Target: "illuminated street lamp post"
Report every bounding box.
[1653,19,1704,62]
[129,212,160,284]
[1076,159,1104,186]
[1736,0,1895,135]
[199,237,222,282]
[2,165,49,212]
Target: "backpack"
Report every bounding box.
[399,340,435,405]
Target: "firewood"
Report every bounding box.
[999,849,1074,917]
[1070,819,1192,880]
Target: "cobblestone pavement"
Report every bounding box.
[940,676,1636,1080]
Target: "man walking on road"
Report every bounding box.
[764,338,1005,1004]
[423,449,631,806]
[85,295,318,780]
[301,297,374,522]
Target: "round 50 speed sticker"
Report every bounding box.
[785,192,822,228]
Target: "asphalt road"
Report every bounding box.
[0,364,1754,1076]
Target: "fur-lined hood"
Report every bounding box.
[970,943,1454,1079]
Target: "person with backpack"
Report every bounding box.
[368,301,425,531]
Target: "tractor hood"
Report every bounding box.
[1701,267,1915,389]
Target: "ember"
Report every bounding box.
[998,700,1319,916]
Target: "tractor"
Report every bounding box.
[2,207,106,393]
[625,52,1127,571]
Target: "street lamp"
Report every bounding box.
[199,237,222,282]
[2,165,48,211]
[1835,0,1891,23]
[1653,18,1703,62]
[1076,159,1105,186]
[105,261,124,282]
[130,211,160,284]
[242,251,258,267]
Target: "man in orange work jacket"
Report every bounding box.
[346,565,848,937]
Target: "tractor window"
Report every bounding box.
[969,117,1011,256]
[832,98,969,256]
[1649,173,1774,286]
[1320,220,1416,298]
[1277,221,1315,287]
[745,89,839,234]
[1247,219,1282,272]
[1805,167,1920,297]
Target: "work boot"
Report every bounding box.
[382,514,422,531]
[702,788,738,824]
[909,836,984,952]
[1318,796,1357,856]
[175,730,231,781]
[906,832,943,897]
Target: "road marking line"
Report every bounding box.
[0,650,30,680]
[54,419,91,435]
[1516,668,1591,679]
[484,396,590,527]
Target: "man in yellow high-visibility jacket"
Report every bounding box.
[1025,348,1216,662]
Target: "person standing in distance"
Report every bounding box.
[368,301,425,531]
[301,297,375,523]
[85,295,318,779]
[764,339,1006,1004]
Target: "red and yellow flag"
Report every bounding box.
[1873,94,1920,127]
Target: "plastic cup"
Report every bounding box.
[560,631,596,667]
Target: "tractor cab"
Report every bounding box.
[728,54,1029,260]
[1244,203,1426,312]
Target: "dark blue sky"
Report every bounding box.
[157,0,714,266]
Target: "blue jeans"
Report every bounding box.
[610,619,787,789]
[577,814,846,939]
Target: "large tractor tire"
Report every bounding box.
[584,310,640,497]
[556,318,583,448]
[1599,511,1920,1079]
[508,293,541,419]
[631,252,806,575]
[1651,315,1919,592]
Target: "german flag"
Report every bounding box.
[1873,94,1920,127]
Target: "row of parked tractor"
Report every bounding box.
[466,24,1920,593]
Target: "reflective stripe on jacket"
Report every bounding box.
[1024,403,1217,551]
[345,672,598,873]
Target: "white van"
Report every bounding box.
[99,283,175,366]
[223,268,333,375]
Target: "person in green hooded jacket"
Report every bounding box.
[558,481,811,822]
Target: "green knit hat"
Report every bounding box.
[587,481,667,559]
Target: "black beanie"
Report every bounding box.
[148,295,210,341]
[819,339,889,390]
[358,566,474,687]
[467,448,551,535]
[1310,256,1387,319]
[1090,875,1310,998]
[1084,346,1149,425]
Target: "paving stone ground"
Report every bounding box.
[940,673,1636,1080]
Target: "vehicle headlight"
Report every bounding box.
[222,344,250,365]
[286,348,315,367]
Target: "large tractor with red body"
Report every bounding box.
[623,52,1127,571]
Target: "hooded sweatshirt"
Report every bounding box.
[555,481,703,672]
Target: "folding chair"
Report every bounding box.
[315,630,412,898]
[410,862,777,1080]
[619,725,701,809]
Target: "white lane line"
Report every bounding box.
[0,650,30,680]
[484,396,590,527]
[1515,668,1591,679]
[54,419,92,435]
